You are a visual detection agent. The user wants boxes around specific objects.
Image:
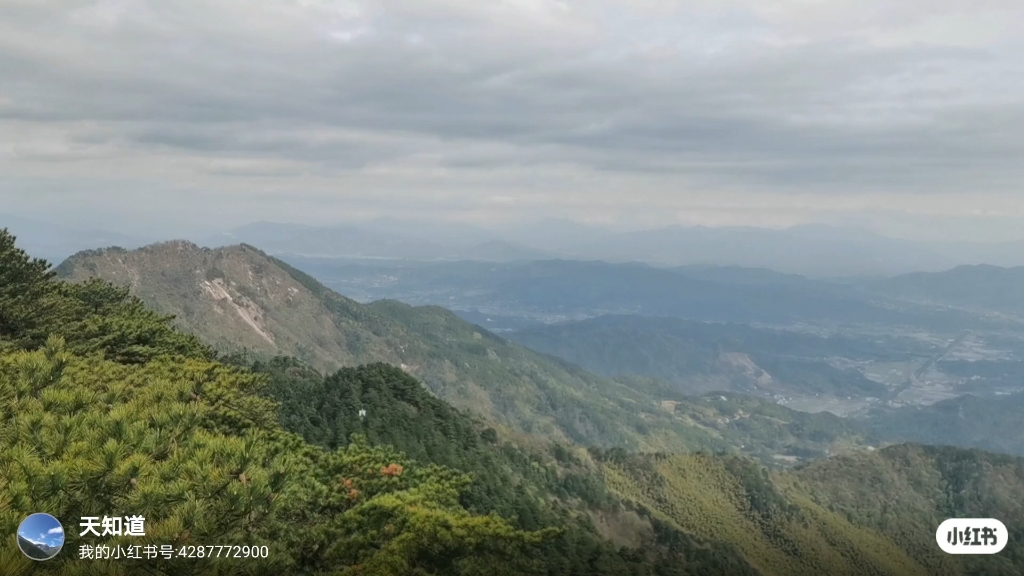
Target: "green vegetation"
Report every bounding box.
[751,356,889,398]
[2,230,565,575]
[63,241,1019,467]
[671,391,873,462]
[865,393,1024,458]
[54,242,752,454]
[237,355,771,575]
[10,230,1024,575]
[0,229,767,576]
[796,444,1024,576]
[597,451,930,576]
[2,236,209,362]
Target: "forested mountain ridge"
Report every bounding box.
[865,393,1024,458]
[3,228,1023,575]
[598,443,1024,576]
[3,228,750,575]
[0,230,555,575]
[53,240,1024,465]
[58,240,696,451]
[795,444,1024,576]
[53,241,888,464]
[250,355,994,576]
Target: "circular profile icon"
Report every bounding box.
[17,513,65,561]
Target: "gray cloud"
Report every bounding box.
[1,0,1022,237]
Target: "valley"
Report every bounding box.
[53,240,1024,464]
[277,254,1024,418]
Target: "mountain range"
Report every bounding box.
[204,221,557,263]
[5,228,1024,574]
[225,220,1024,275]
[16,535,61,560]
[54,240,1024,456]
[858,264,1024,316]
[9,213,1024,275]
[282,256,1015,335]
[506,314,906,398]
[55,241,760,454]
[45,241,899,466]
[0,214,148,264]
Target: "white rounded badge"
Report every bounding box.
[936,518,1008,554]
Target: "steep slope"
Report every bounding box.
[16,535,57,560]
[796,444,1024,576]
[597,444,1024,576]
[653,390,874,463]
[56,241,393,369]
[0,230,599,576]
[597,452,930,576]
[55,242,724,452]
[244,357,764,575]
[248,356,1022,576]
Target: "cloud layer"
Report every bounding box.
[1,0,1022,236]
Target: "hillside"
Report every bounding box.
[3,228,692,576]
[55,241,729,453]
[658,391,874,463]
[256,357,1015,576]
[795,444,1024,576]
[508,315,905,398]
[506,314,1024,459]
[597,444,1024,576]
[509,313,905,399]
[865,392,1024,457]
[5,228,1024,575]
[16,535,58,560]
[598,452,930,576]
[861,265,1024,315]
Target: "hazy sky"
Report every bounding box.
[1,0,1022,240]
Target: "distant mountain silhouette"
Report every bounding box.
[0,213,147,264]
[18,534,60,560]
[859,264,1024,314]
